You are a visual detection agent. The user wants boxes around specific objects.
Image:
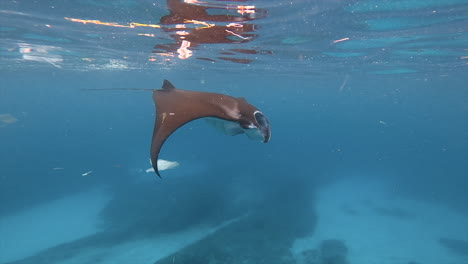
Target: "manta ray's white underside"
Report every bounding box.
[205,117,265,141]
[146,159,180,173]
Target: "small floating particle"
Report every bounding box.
[0,113,18,124]
[52,167,64,170]
[379,120,387,125]
[333,37,350,44]
[0,113,18,127]
[338,75,350,92]
[82,171,93,176]
[138,33,155,37]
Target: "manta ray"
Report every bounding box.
[151,80,271,177]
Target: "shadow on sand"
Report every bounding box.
[5,161,319,264]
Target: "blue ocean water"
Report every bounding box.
[1,0,467,263]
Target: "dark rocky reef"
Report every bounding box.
[439,237,468,256]
[300,239,348,264]
[153,174,318,264]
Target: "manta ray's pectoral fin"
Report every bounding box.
[150,120,174,178]
[149,80,237,177]
[149,79,270,177]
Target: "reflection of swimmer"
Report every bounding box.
[153,0,268,62]
[168,23,256,44]
[160,0,259,24]
[154,23,257,59]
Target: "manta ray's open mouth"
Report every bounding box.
[254,111,271,143]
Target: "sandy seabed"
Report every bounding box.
[292,177,468,264]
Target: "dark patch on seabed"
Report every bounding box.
[4,165,318,264]
[439,238,468,256]
[300,239,349,264]
[154,179,316,264]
